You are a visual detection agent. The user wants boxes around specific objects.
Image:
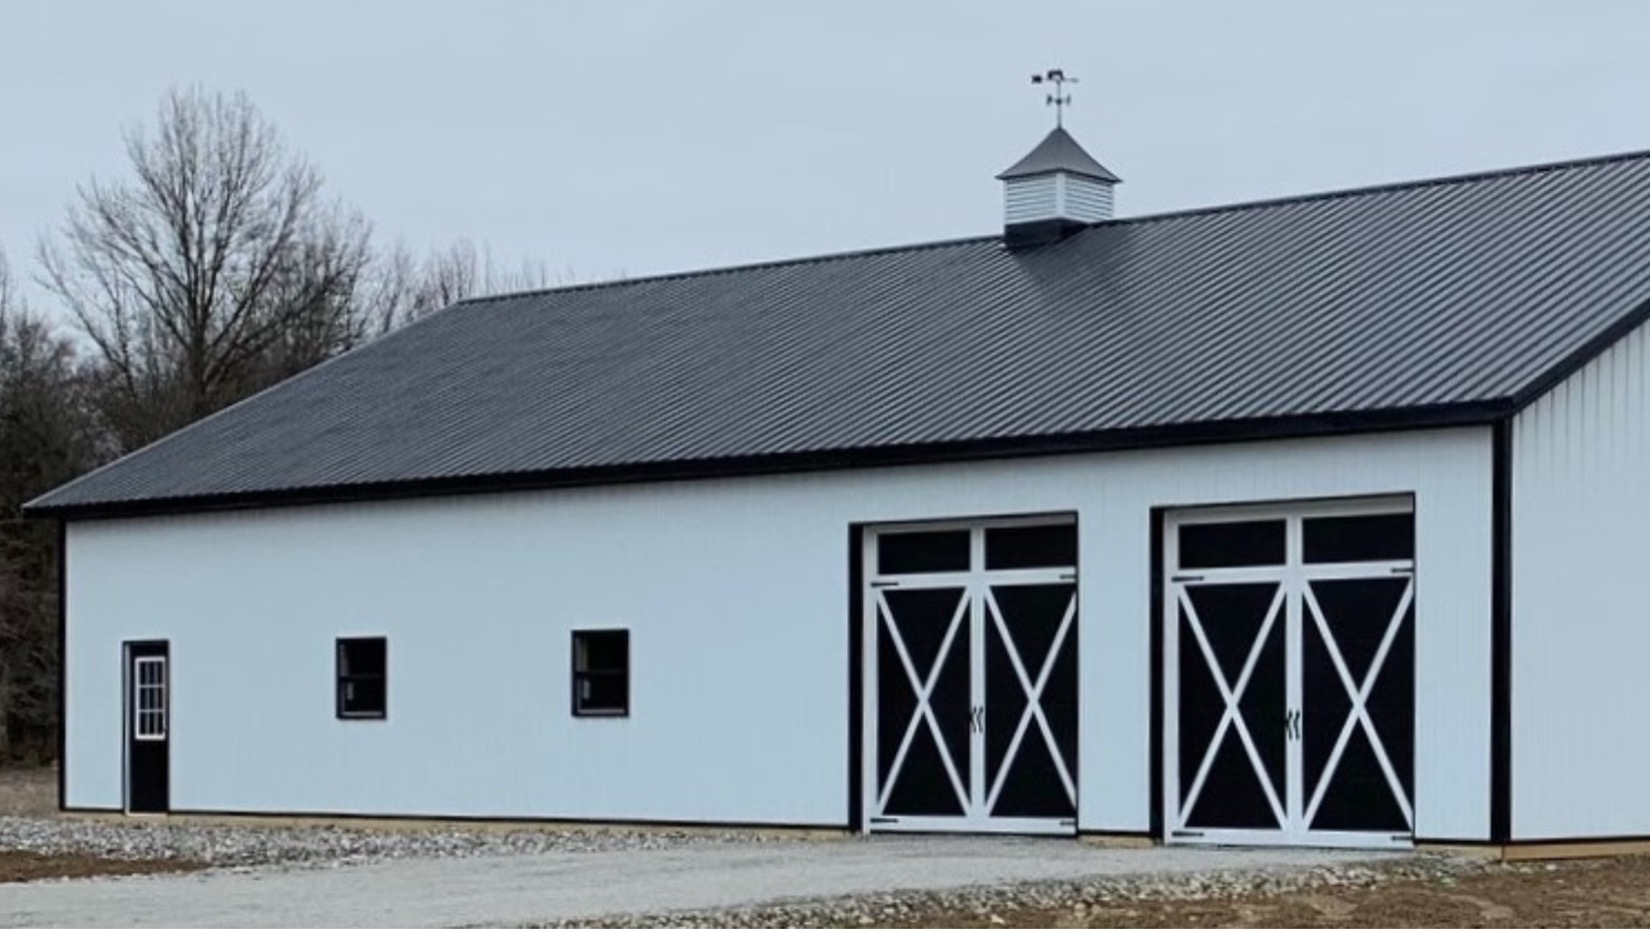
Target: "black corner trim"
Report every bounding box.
[1490,419,1513,844]
[847,524,864,832]
[26,403,1508,522]
[55,520,67,812]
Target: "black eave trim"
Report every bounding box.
[1511,295,1650,410]
[1490,419,1513,843]
[28,403,1508,521]
[847,524,864,832]
[55,520,66,812]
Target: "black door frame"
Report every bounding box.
[123,639,170,814]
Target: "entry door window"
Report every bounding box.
[133,656,167,740]
[866,517,1078,834]
[1165,499,1415,848]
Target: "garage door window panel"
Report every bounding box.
[876,530,970,575]
[1178,520,1287,569]
[984,524,1077,570]
[1303,513,1414,563]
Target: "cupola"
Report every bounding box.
[997,125,1121,248]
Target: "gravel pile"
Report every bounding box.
[545,855,1483,929]
[0,815,779,869]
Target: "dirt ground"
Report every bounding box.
[893,857,1650,929]
[0,850,203,884]
[0,765,54,818]
[0,767,198,883]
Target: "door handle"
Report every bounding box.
[1283,709,1302,740]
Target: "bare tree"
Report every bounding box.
[0,246,100,759]
[0,246,15,320]
[38,87,374,452]
[369,238,571,329]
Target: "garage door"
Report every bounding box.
[862,517,1078,835]
[1164,497,1415,849]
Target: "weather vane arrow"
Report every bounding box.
[1030,68,1077,128]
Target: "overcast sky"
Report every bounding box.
[4,0,1650,301]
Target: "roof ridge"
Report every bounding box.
[455,232,1002,307]
[461,148,1650,309]
[1098,147,1650,230]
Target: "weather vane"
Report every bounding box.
[1031,68,1077,128]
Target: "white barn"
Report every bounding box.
[27,129,1650,854]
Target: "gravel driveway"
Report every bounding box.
[0,834,1383,928]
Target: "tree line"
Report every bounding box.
[0,87,559,760]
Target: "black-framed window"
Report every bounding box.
[572,629,629,717]
[337,637,387,719]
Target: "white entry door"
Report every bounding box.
[863,518,1079,835]
[1164,498,1416,849]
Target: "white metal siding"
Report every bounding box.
[1512,319,1650,839]
[1004,175,1059,225]
[64,428,1493,836]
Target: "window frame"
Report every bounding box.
[571,629,630,718]
[335,636,388,720]
[132,655,167,741]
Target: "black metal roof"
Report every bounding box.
[997,127,1121,183]
[29,150,1650,518]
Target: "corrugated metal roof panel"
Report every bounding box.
[29,150,1650,514]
